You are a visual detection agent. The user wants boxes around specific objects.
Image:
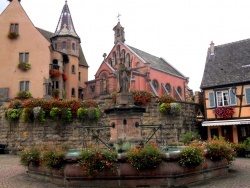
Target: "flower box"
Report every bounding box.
[214,106,234,119]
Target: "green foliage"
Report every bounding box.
[180,131,201,145]
[20,146,40,166]
[17,62,31,71]
[49,107,61,120]
[78,148,117,177]
[61,108,72,123]
[17,91,32,99]
[87,107,100,120]
[40,146,66,169]
[21,108,34,122]
[243,137,250,150]
[77,107,88,120]
[205,137,236,163]
[6,108,21,120]
[159,103,171,114]
[232,142,246,157]
[170,103,181,115]
[127,143,163,170]
[179,145,204,167]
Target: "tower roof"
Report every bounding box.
[52,1,79,38]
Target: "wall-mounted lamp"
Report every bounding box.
[231,85,242,100]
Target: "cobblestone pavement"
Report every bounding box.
[0,154,250,188]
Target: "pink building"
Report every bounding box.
[85,22,190,101]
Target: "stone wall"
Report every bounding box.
[0,101,201,154]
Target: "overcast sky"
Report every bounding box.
[1,0,250,91]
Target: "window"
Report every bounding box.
[165,83,171,94]
[20,81,29,91]
[177,86,182,96]
[245,88,250,104]
[117,29,120,37]
[113,52,117,65]
[208,89,237,108]
[90,85,95,93]
[19,53,29,63]
[62,41,66,50]
[152,80,159,91]
[54,43,57,50]
[71,65,75,73]
[10,23,19,33]
[121,49,125,63]
[116,45,120,56]
[78,72,81,81]
[72,43,75,50]
[125,53,130,67]
[71,88,75,97]
[216,90,229,106]
[108,58,112,66]
[100,78,108,94]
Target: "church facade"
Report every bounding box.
[0,0,88,100]
[84,22,190,101]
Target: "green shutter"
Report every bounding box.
[229,89,237,105]
[245,88,250,104]
[208,91,215,108]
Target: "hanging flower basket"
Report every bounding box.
[50,70,61,77]
[213,106,234,119]
[62,73,68,81]
[8,32,19,39]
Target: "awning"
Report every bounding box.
[202,119,250,126]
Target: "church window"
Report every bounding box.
[54,43,57,50]
[108,58,113,66]
[10,23,19,34]
[78,72,81,81]
[113,52,117,65]
[71,88,75,97]
[100,78,108,95]
[177,86,182,96]
[19,53,29,63]
[20,81,29,91]
[116,45,120,57]
[117,28,120,37]
[152,80,159,91]
[72,43,75,50]
[165,83,171,94]
[71,65,75,73]
[62,41,67,50]
[125,53,130,67]
[90,85,95,93]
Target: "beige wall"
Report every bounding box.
[0,0,50,99]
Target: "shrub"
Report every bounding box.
[127,143,163,170]
[180,131,201,145]
[232,142,246,157]
[20,146,40,166]
[78,148,117,177]
[40,146,66,169]
[49,107,61,120]
[77,107,88,120]
[61,108,72,123]
[205,137,236,163]
[243,137,250,150]
[179,145,204,167]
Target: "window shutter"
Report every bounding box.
[245,88,250,104]
[229,89,237,105]
[208,91,215,108]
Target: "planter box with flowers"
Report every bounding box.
[62,73,68,81]
[50,70,61,78]
[8,32,19,39]
[17,62,31,71]
[213,106,235,119]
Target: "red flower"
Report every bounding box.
[214,106,234,119]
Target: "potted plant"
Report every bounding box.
[87,107,100,120]
[20,146,40,167]
[78,147,117,178]
[53,89,60,99]
[49,107,61,120]
[179,144,204,167]
[131,90,153,106]
[6,108,21,121]
[8,32,19,39]
[127,143,163,170]
[17,91,32,99]
[214,106,234,119]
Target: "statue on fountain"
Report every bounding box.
[116,61,130,93]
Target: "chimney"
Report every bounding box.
[210,41,214,55]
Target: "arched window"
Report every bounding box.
[113,52,117,65]
[54,43,57,50]
[116,45,120,57]
[121,49,125,63]
[117,29,120,37]
[72,43,75,50]
[71,88,75,97]
[108,58,112,67]
[177,86,182,96]
[165,83,171,94]
[62,41,66,50]
[52,59,59,70]
[71,65,75,73]
[125,53,130,67]
[152,80,159,91]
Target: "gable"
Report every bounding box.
[95,61,115,78]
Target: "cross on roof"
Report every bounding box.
[117,13,121,22]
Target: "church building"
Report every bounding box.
[0,0,88,100]
[84,21,190,101]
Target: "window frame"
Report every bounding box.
[10,23,19,33]
[20,81,30,91]
[19,52,29,63]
